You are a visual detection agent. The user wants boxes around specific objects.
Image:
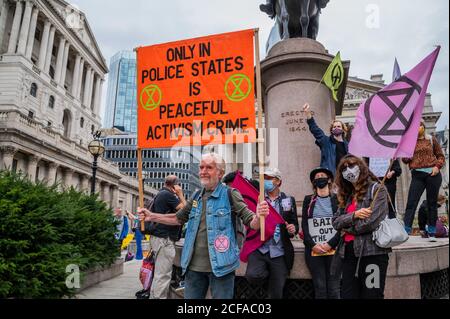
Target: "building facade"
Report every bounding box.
[101,130,201,198]
[103,50,136,132]
[0,0,155,212]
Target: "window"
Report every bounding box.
[48,95,55,109]
[28,110,34,119]
[91,125,95,134]
[80,117,84,128]
[30,83,37,97]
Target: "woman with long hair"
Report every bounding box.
[332,155,391,299]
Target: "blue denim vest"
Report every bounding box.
[180,183,240,277]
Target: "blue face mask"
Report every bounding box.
[264,180,276,192]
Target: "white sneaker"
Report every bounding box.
[429,236,437,242]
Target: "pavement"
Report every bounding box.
[76,255,142,299]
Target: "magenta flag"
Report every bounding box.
[349,46,440,158]
[230,172,285,262]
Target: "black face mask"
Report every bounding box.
[313,177,329,189]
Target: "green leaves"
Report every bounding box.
[0,170,120,298]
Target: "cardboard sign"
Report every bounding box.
[308,217,337,244]
[369,157,390,178]
[136,29,256,148]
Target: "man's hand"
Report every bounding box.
[173,184,183,195]
[312,244,326,254]
[137,207,153,222]
[285,222,296,235]
[302,103,312,120]
[354,208,372,220]
[431,166,440,176]
[386,170,395,179]
[256,201,269,219]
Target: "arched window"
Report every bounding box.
[30,83,37,97]
[80,117,84,128]
[48,95,55,108]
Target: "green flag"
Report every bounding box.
[323,51,344,102]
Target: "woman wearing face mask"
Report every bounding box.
[302,167,341,299]
[303,103,349,176]
[332,155,391,299]
[402,120,445,241]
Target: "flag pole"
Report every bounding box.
[369,158,395,210]
[254,28,265,241]
[138,149,145,232]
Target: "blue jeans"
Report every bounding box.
[184,270,235,299]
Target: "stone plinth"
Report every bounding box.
[261,38,349,206]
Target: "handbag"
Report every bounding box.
[372,185,409,248]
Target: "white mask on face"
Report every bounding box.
[342,165,360,183]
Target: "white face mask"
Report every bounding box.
[342,165,360,183]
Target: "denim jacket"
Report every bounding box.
[180,183,240,277]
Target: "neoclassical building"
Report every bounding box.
[0,0,156,211]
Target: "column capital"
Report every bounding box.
[28,154,40,164]
[0,146,17,155]
[48,162,59,169]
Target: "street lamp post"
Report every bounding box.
[88,137,105,195]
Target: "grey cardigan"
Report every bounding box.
[332,181,392,258]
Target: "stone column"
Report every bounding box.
[17,0,33,55]
[1,146,17,170]
[71,54,81,96]
[37,19,50,69]
[111,186,119,208]
[81,174,90,193]
[93,76,102,115]
[54,37,66,82]
[63,168,74,189]
[0,0,9,51]
[25,6,38,59]
[43,26,55,73]
[59,42,70,87]
[7,0,23,53]
[27,155,39,182]
[95,179,101,195]
[82,66,92,106]
[261,38,348,206]
[87,70,95,109]
[76,58,84,100]
[47,162,58,185]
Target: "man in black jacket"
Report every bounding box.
[245,168,299,298]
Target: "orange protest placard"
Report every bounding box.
[136,29,256,149]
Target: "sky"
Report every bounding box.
[70,0,449,130]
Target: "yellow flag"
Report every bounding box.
[323,51,344,102]
[121,233,135,250]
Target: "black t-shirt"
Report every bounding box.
[333,137,347,168]
[152,187,181,240]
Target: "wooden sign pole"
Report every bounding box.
[137,148,145,232]
[254,28,265,241]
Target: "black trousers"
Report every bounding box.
[305,248,341,299]
[385,179,397,219]
[341,242,389,299]
[245,250,288,299]
[404,171,442,230]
